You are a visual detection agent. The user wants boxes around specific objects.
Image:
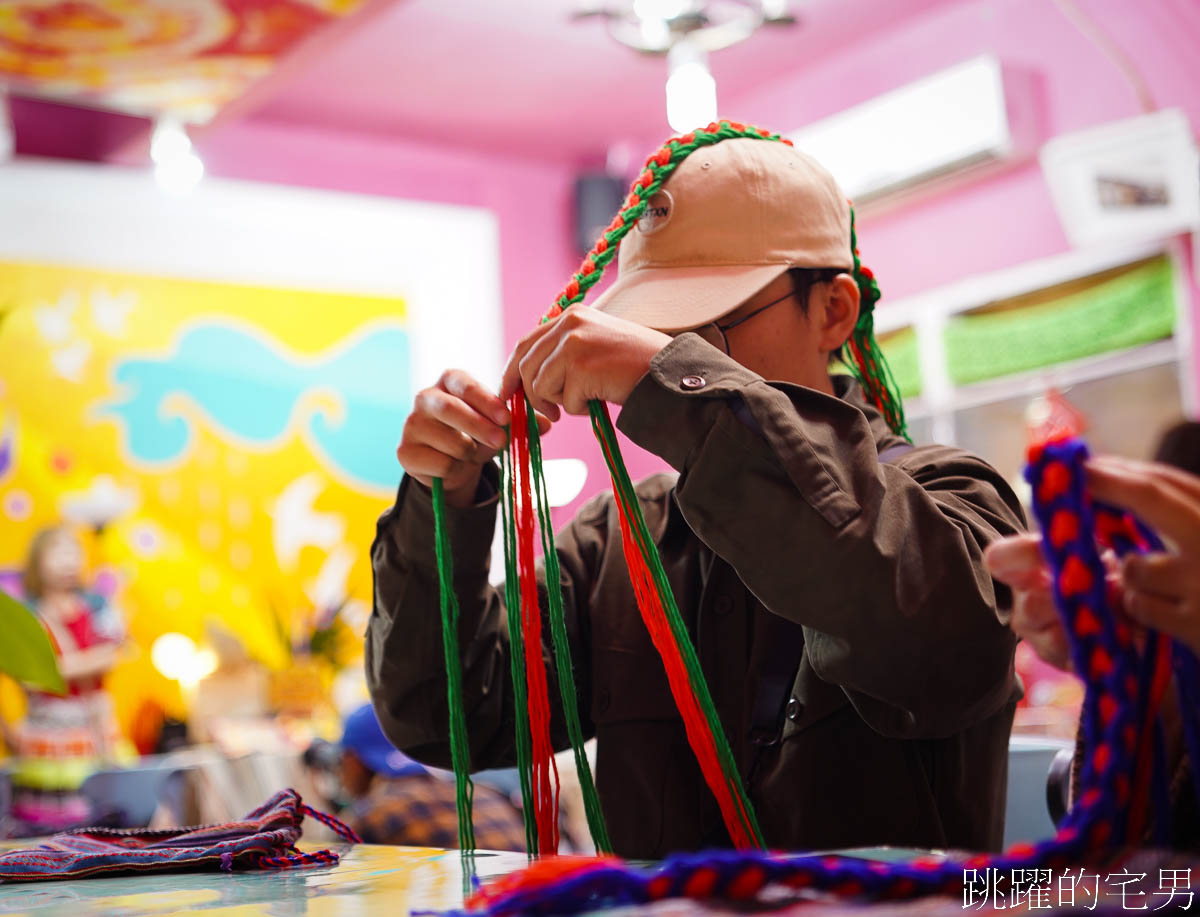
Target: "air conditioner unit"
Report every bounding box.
[787,55,1036,207]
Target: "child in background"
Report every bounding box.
[7,526,126,836]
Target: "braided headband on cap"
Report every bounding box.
[549,122,907,439]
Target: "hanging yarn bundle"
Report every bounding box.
[430,122,918,857]
[428,408,1200,916]
[845,210,907,440]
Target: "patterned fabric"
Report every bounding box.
[350,775,526,852]
[0,789,355,883]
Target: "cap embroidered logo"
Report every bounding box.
[636,190,673,234]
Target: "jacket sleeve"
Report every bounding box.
[365,462,607,770]
[616,334,1025,740]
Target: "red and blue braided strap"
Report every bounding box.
[1025,438,1149,845]
[299,803,363,845]
[1027,438,1199,845]
[256,804,362,869]
[258,848,342,870]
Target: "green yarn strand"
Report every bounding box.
[847,207,909,440]
[430,477,477,877]
[497,450,540,856]
[525,402,613,854]
[588,402,766,849]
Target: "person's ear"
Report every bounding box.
[817,273,860,353]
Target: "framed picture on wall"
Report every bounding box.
[1040,108,1199,248]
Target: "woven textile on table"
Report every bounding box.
[0,788,358,882]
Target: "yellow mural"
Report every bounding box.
[0,258,410,736]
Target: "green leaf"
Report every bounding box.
[0,589,66,695]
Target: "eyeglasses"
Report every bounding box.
[690,288,797,355]
[688,269,841,355]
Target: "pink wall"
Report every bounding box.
[195,119,578,341]
[191,0,1200,524]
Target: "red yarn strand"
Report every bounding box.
[510,393,561,855]
[595,424,759,850]
[1126,631,1173,844]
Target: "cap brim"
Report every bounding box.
[590,263,791,333]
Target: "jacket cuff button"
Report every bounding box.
[680,374,706,390]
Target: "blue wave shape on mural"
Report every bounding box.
[101,322,411,492]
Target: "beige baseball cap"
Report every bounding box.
[591,138,853,333]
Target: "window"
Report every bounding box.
[875,243,1193,493]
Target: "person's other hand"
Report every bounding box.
[985,533,1073,672]
[396,369,549,508]
[500,308,673,421]
[1087,455,1200,657]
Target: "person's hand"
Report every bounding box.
[500,308,673,421]
[1086,455,1200,657]
[985,534,1073,671]
[396,369,549,508]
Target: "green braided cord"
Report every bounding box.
[497,448,540,856]
[546,122,789,318]
[524,402,614,854]
[544,119,908,440]
[430,478,477,876]
[846,207,909,440]
[588,401,765,848]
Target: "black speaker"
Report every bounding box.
[574,173,627,258]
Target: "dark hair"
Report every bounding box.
[786,267,844,314]
[22,525,79,600]
[1153,420,1200,476]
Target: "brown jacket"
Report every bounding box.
[368,335,1026,858]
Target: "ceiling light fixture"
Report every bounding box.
[151,117,204,195]
[572,1,795,132]
[573,0,795,55]
[666,39,718,133]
